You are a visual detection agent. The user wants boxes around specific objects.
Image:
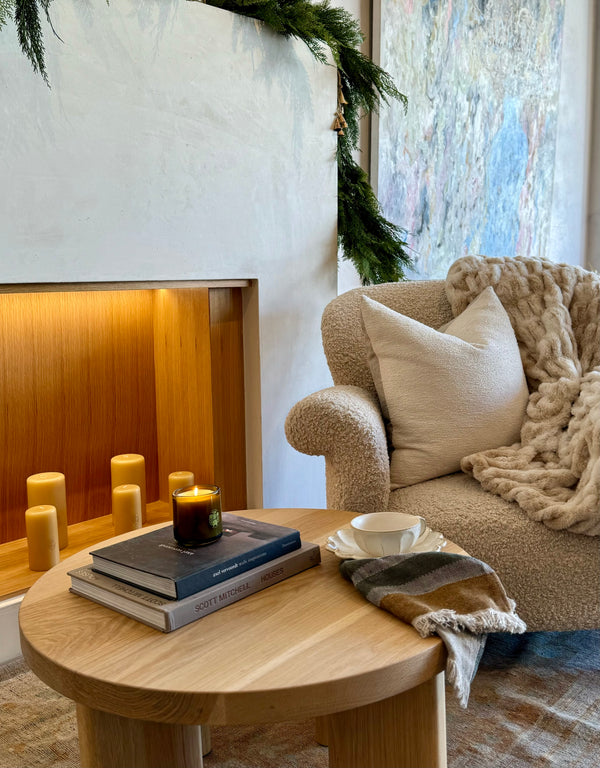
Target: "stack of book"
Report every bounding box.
[69,512,321,632]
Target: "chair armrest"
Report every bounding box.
[285,385,390,515]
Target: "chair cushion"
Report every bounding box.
[388,473,600,631]
[361,286,529,488]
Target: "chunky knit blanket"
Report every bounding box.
[446,255,600,536]
[341,551,526,707]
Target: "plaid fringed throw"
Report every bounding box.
[340,551,526,707]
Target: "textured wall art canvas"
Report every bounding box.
[377,0,566,279]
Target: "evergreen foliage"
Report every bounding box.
[14,0,50,84]
[4,0,412,283]
[338,140,409,284]
[209,0,413,283]
[0,0,14,31]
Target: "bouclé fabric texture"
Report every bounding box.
[361,288,529,488]
[446,255,600,535]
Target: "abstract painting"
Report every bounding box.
[376,0,566,279]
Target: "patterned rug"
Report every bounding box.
[1,631,599,768]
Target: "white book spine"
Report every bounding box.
[69,542,321,632]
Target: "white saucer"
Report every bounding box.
[326,526,447,560]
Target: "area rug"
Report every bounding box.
[1,631,599,768]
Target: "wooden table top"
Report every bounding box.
[19,508,455,726]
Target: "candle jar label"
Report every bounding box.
[173,485,223,548]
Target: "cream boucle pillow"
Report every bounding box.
[361,286,529,488]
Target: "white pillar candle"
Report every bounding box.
[26,472,68,549]
[25,505,60,571]
[168,471,195,498]
[112,484,142,535]
[111,454,146,522]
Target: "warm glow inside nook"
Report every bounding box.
[0,280,247,552]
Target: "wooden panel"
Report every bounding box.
[153,289,215,502]
[209,288,247,511]
[0,285,247,555]
[0,291,159,543]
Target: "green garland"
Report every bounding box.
[2,0,413,284]
[3,0,51,83]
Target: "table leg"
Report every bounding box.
[76,704,204,768]
[326,672,447,768]
[315,715,329,746]
[200,724,212,756]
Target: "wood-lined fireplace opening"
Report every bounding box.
[0,283,248,559]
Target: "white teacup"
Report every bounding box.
[350,512,426,556]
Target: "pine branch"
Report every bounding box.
[14,0,49,84]
[337,138,410,285]
[0,0,14,31]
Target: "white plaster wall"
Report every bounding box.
[0,597,23,663]
[0,0,338,510]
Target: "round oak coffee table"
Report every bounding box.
[19,508,458,768]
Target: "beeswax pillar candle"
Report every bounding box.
[112,484,142,535]
[26,472,68,549]
[168,471,195,498]
[26,505,60,571]
[111,454,146,522]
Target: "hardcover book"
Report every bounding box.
[90,513,302,599]
[70,542,321,632]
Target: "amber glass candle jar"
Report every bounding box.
[172,485,222,547]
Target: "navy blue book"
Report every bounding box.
[90,513,302,599]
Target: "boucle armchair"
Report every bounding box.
[285,276,600,632]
